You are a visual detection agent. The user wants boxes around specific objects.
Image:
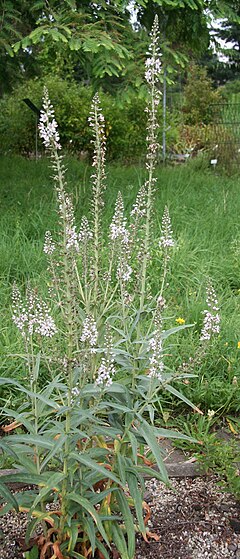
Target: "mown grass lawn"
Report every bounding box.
[0,154,240,418]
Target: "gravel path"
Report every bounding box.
[137,476,240,559]
[0,475,239,559]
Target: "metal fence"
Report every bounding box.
[207,103,240,170]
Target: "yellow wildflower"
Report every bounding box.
[176,317,185,325]
[237,341,240,349]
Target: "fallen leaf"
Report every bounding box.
[2,421,22,432]
[227,418,238,435]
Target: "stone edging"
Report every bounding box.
[0,460,202,488]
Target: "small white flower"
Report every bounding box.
[109,192,129,243]
[12,284,57,339]
[95,357,115,388]
[144,17,162,85]
[81,315,98,351]
[148,335,164,381]
[89,93,106,200]
[159,206,175,254]
[117,262,133,283]
[130,185,147,220]
[200,282,220,342]
[39,87,61,150]
[66,224,79,252]
[43,231,55,255]
[95,329,115,388]
[207,409,215,420]
[71,385,80,404]
[78,216,93,243]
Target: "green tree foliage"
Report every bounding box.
[0,1,34,95]
[1,0,239,97]
[215,0,240,76]
[182,63,221,124]
[13,1,133,88]
[137,0,209,55]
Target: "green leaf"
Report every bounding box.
[84,517,96,556]
[32,352,41,383]
[30,472,66,511]
[24,545,39,559]
[7,434,54,450]
[13,454,39,475]
[164,385,203,414]
[1,408,34,434]
[154,426,198,442]
[70,553,87,559]
[137,418,168,484]
[29,27,45,44]
[21,37,31,49]
[69,37,82,50]
[70,452,124,487]
[13,41,21,53]
[0,473,43,485]
[116,453,127,485]
[161,324,194,339]
[128,432,138,466]
[104,403,131,413]
[134,465,164,481]
[0,378,58,409]
[105,382,127,394]
[50,29,69,43]
[66,521,79,553]
[127,472,145,536]
[89,486,117,506]
[0,502,12,517]
[116,491,135,559]
[0,439,20,460]
[111,524,129,559]
[40,435,67,470]
[67,493,110,546]
[0,481,19,512]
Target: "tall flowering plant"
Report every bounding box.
[0,16,219,559]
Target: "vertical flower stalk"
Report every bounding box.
[159,206,175,297]
[39,87,80,365]
[109,192,133,307]
[12,284,57,343]
[12,284,56,524]
[39,87,79,537]
[148,298,165,382]
[95,329,115,389]
[200,282,220,342]
[89,94,106,304]
[78,216,93,309]
[139,15,162,312]
[80,314,98,384]
[178,281,220,376]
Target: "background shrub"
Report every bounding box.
[182,63,222,125]
[0,76,179,161]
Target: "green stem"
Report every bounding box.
[159,252,168,299]
[53,148,76,538]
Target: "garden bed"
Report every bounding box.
[0,475,239,559]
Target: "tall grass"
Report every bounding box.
[0,154,240,413]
